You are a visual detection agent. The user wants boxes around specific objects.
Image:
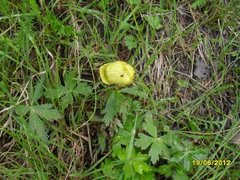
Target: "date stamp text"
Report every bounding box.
[193,160,231,166]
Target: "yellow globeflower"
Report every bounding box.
[100,61,135,86]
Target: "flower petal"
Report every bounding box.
[100,64,111,84]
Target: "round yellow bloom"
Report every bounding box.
[100,61,135,86]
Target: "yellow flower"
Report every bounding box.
[100,61,135,86]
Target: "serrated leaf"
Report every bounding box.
[74,82,92,97]
[135,152,149,162]
[119,97,132,122]
[183,156,192,171]
[101,159,119,179]
[98,133,106,152]
[15,105,30,116]
[143,113,157,138]
[170,151,184,163]
[32,104,61,121]
[149,140,169,164]
[149,142,160,164]
[125,35,137,50]
[61,93,73,110]
[45,85,66,99]
[116,129,132,146]
[161,132,181,147]
[102,92,124,126]
[112,142,124,158]
[133,161,152,174]
[117,147,127,161]
[138,172,155,180]
[173,168,189,180]
[135,133,153,150]
[146,15,162,30]
[132,100,142,110]
[120,21,130,30]
[120,86,148,98]
[29,110,48,142]
[192,148,208,160]
[158,164,172,177]
[32,76,45,104]
[65,72,77,90]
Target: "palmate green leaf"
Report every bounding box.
[29,110,48,142]
[173,168,189,180]
[171,153,193,171]
[73,82,92,97]
[146,15,162,30]
[143,113,157,138]
[101,158,119,179]
[134,152,149,162]
[169,141,208,171]
[116,147,127,161]
[125,35,137,50]
[183,156,192,171]
[138,172,155,180]
[119,97,132,122]
[61,92,73,110]
[102,91,124,126]
[170,151,184,163]
[98,133,106,152]
[32,76,45,104]
[116,129,132,146]
[149,142,161,164]
[135,133,153,150]
[192,148,209,160]
[133,161,152,175]
[45,85,66,99]
[65,72,77,90]
[161,131,181,147]
[149,140,169,164]
[158,164,172,177]
[135,117,173,164]
[120,86,148,98]
[32,104,62,121]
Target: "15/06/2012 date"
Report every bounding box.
[193,160,231,166]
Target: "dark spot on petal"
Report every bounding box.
[120,74,124,77]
